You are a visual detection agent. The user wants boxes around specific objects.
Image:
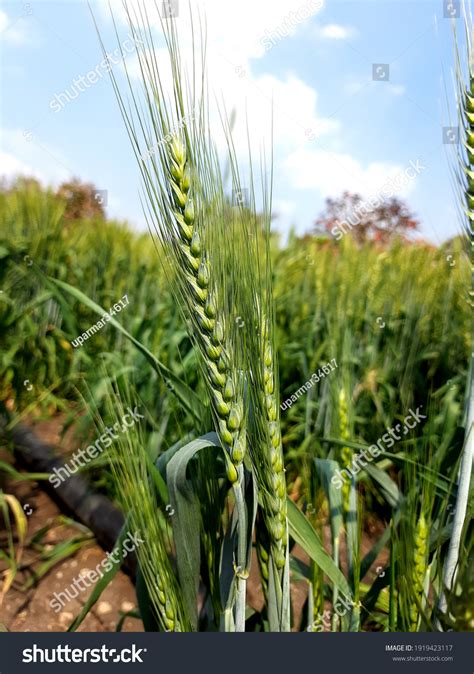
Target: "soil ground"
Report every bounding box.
[0,415,142,633]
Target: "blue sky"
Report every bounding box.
[0,0,467,243]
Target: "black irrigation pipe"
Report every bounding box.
[2,420,136,577]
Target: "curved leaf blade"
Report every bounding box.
[49,277,206,422]
[166,432,222,630]
[287,497,352,600]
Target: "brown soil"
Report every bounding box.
[0,415,142,633]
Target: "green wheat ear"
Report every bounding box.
[166,135,246,483]
[241,269,290,626]
[259,321,288,569]
[338,389,352,516]
[225,152,290,626]
[409,514,428,631]
[100,387,190,631]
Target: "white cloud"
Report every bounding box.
[285,148,417,199]
[316,23,355,40]
[0,9,31,46]
[213,71,339,152]
[344,77,405,98]
[0,152,37,180]
[99,0,324,62]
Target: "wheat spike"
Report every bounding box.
[338,389,352,515]
[409,513,428,631]
[167,136,246,483]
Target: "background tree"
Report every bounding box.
[315,191,419,244]
[57,178,105,222]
